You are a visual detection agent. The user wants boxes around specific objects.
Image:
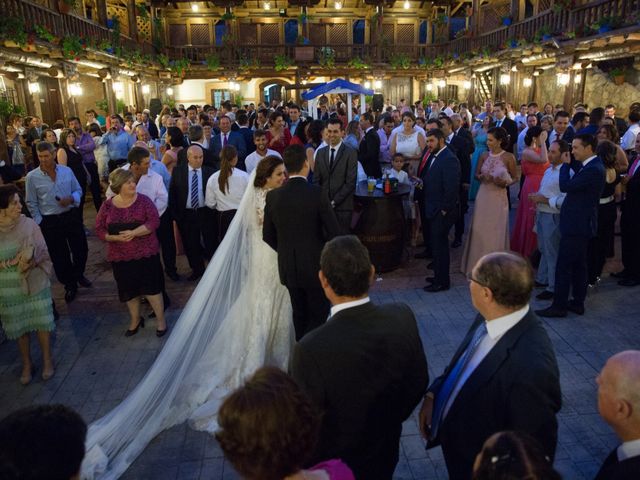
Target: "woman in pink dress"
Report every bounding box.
[216,366,355,480]
[511,126,550,258]
[161,126,184,175]
[461,127,518,276]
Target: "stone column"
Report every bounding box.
[60,63,79,119]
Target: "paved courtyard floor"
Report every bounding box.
[0,202,638,480]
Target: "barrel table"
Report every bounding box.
[353,181,410,272]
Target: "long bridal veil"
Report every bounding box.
[82,172,263,480]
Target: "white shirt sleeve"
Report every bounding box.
[205,173,218,209]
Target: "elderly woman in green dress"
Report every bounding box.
[0,184,55,385]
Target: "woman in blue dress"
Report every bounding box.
[469,116,491,201]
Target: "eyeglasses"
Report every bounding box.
[466,273,490,288]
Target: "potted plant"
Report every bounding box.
[347,56,370,69]
[34,25,56,43]
[0,17,27,47]
[157,53,170,69]
[205,53,221,70]
[318,47,336,68]
[389,52,410,70]
[610,68,625,85]
[169,58,190,77]
[552,0,574,13]
[295,36,314,62]
[58,0,78,14]
[501,16,512,26]
[274,54,294,71]
[61,35,83,60]
[221,12,236,21]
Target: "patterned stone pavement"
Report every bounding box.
[1,202,638,480]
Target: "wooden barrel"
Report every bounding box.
[353,181,410,272]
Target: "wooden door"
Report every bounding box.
[38,77,64,127]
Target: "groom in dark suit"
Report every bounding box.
[313,118,358,233]
[595,350,640,480]
[422,128,460,292]
[419,252,561,480]
[292,235,429,480]
[263,144,340,340]
[358,112,381,178]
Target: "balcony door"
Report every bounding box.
[38,77,64,127]
[383,78,412,107]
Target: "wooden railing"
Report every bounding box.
[5,0,155,57]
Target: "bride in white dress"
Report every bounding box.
[82,156,293,479]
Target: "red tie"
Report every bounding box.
[223,134,228,147]
[418,149,431,176]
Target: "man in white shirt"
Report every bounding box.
[514,104,528,131]
[620,110,640,152]
[244,129,282,175]
[419,251,561,480]
[517,114,538,160]
[594,350,640,479]
[528,139,571,300]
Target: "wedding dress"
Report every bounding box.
[81,175,293,479]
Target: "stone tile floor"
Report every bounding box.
[0,203,638,479]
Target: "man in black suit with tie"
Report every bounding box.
[442,115,473,248]
[492,102,518,154]
[419,252,562,480]
[292,235,429,480]
[209,115,247,170]
[177,125,217,169]
[141,111,159,140]
[537,134,606,317]
[263,145,340,341]
[422,128,460,292]
[313,118,358,233]
[595,350,640,480]
[169,145,216,281]
[358,112,381,178]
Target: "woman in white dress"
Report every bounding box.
[389,112,426,176]
[82,155,293,480]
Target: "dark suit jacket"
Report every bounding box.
[313,143,358,212]
[492,118,518,154]
[168,162,215,222]
[177,142,217,170]
[209,130,247,166]
[142,121,159,140]
[614,117,628,136]
[292,302,429,480]
[358,127,382,178]
[448,134,471,188]
[422,146,461,219]
[238,126,255,155]
[262,177,340,288]
[595,449,640,480]
[559,156,606,237]
[427,309,562,480]
[455,127,475,155]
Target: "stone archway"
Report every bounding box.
[258,79,292,106]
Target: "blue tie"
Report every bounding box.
[191,169,199,208]
[431,322,487,438]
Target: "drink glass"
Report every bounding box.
[367,177,376,193]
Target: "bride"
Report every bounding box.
[82,155,293,479]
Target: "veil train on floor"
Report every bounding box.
[81,172,260,480]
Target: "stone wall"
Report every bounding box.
[583,66,640,114]
[535,70,566,108]
[75,75,109,119]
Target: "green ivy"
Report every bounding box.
[34,24,56,43]
[206,53,221,70]
[61,35,83,59]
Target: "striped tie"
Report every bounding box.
[191,169,199,208]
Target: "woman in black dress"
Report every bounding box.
[57,128,88,222]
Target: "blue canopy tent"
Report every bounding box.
[301,78,374,123]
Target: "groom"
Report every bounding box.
[263,144,341,341]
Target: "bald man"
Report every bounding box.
[595,351,640,479]
[419,252,562,479]
[168,145,216,280]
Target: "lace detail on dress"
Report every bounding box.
[255,187,268,227]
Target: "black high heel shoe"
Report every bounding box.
[125,317,145,337]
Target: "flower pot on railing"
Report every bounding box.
[295,45,314,62]
[542,34,552,41]
[502,17,512,26]
[598,25,612,34]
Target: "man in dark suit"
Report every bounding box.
[605,104,628,136]
[25,116,45,147]
[492,102,518,154]
[236,112,255,156]
[263,145,340,340]
[537,134,606,317]
[443,115,473,248]
[177,124,217,170]
[595,350,640,480]
[141,111,159,140]
[358,112,381,178]
[313,118,358,233]
[292,235,429,480]
[548,110,574,146]
[422,128,460,292]
[169,145,216,281]
[419,252,562,480]
[613,143,640,285]
[209,115,246,169]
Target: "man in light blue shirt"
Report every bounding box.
[101,114,135,172]
[25,142,89,302]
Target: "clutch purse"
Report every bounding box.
[107,222,141,235]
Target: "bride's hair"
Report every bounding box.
[219,145,238,194]
[254,155,284,188]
